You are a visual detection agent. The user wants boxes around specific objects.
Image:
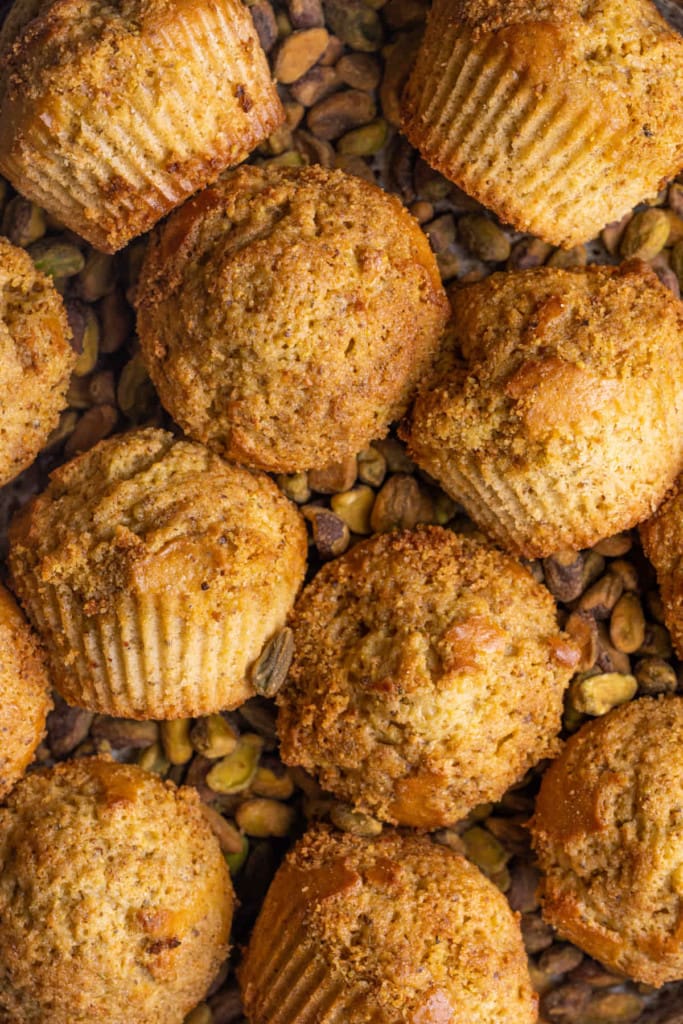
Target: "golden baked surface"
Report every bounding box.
[136,163,449,473]
[402,261,683,558]
[531,696,683,987]
[0,235,73,487]
[401,0,683,247]
[8,427,307,718]
[640,475,683,660]
[239,825,537,1024]
[0,758,233,1024]
[0,0,283,252]
[0,581,51,800]
[278,526,577,827]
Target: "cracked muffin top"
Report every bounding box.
[402,261,683,558]
[0,235,74,488]
[0,757,233,1023]
[0,581,51,800]
[239,825,537,1024]
[277,526,578,828]
[136,163,449,473]
[531,696,683,987]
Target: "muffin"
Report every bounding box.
[640,476,683,659]
[0,0,283,253]
[401,0,683,248]
[0,582,51,800]
[531,696,683,987]
[8,427,307,719]
[136,164,449,473]
[0,236,74,487]
[0,757,233,1023]
[239,825,537,1024]
[402,261,683,559]
[277,526,578,828]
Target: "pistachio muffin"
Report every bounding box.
[0,236,74,488]
[0,758,233,1023]
[401,0,683,248]
[402,261,683,559]
[136,164,449,473]
[640,475,683,659]
[0,0,283,252]
[239,826,537,1024]
[8,428,307,719]
[0,582,51,800]
[531,696,683,986]
[278,526,578,828]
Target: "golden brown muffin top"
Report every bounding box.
[0,582,51,800]
[450,0,672,34]
[136,163,449,472]
[0,757,233,1023]
[531,696,683,987]
[9,427,306,616]
[0,235,74,486]
[240,825,537,1024]
[278,527,577,827]
[640,476,683,659]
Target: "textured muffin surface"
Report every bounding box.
[8,427,307,718]
[0,236,74,487]
[402,261,683,558]
[401,0,683,247]
[640,476,683,660]
[136,164,449,473]
[278,526,577,827]
[239,825,537,1024]
[0,582,51,800]
[531,696,683,986]
[0,0,283,252]
[0,758,233,1024]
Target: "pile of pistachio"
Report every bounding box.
[1,1,683,1022]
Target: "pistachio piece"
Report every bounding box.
[337,119,389,156]
[303,506,350,558]
[251,627,295,698]
[160,719,194,765]
[247,0,278,52]
[274,27,329,84]
[184,1004,213,1024]
[2,196,46,247]
[569,672,637,716]
[206,736,263,794]
[190,715,239,759]
[564,611,599,672]
[330,803,383,837]
[577,571,624,619]
[593,533,632,557]
[322,0,383,51]
[620,208,671,260]
[137,741,171,776]
[672,239,683,289]
[507,237,552,269]
[547,244,587,268]
[46,698,94,758]
[337,52,381,91]
[251,762,295,800]
[287,0,324,29]
[600,212,632,255]
[424,213,456,254]
[357,445,387,487]
[75,249,116,301]
[542,550,586,603]
[91,716,159,749]
[224,834,249,875]
[380,29,422,127]
[638,622,673,658]
[595,621,631,675]
[117,354,157,422]
[608,559,639,591]
[458,214,511,262]
[307,89,376,140]
[290,66,340,108]
[634,656,677,695]
[370,473,432,533]
[584,992,643,1023]
[64,405,118,456]
[199,803,244,855]
[521,913,554,954]
[276,471,311,503]
[308,455,357,493]
[461,826,510,876]
[609,592,646,653]
[330,485,375,534]
[100,286,134,353]
[65,299,100,377]
[28,238,85,278]
[235,798,296,837]
[538,944,584,977]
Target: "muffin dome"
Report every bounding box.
[278,526,578,828]
[531,696,683,987]
[0,758,233,1023]
[640,475,683,659]
[136,164,449,473]
[402,261,683,559]
[8,427,307,719]
[0,582,51,800]
[239,826,537,1024]
[401,0,683,248]
[0,0,283,252]
[0,236,74,487]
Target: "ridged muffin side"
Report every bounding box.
[0,758,233,1024]
[0,0,284,252]
[0,582,52,800]
[8,428,308,719]
[402,261,683,558]
[401,0,683,247]
[640,475,683,660]
[239,826,537,1024]
[0,235,74,487]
